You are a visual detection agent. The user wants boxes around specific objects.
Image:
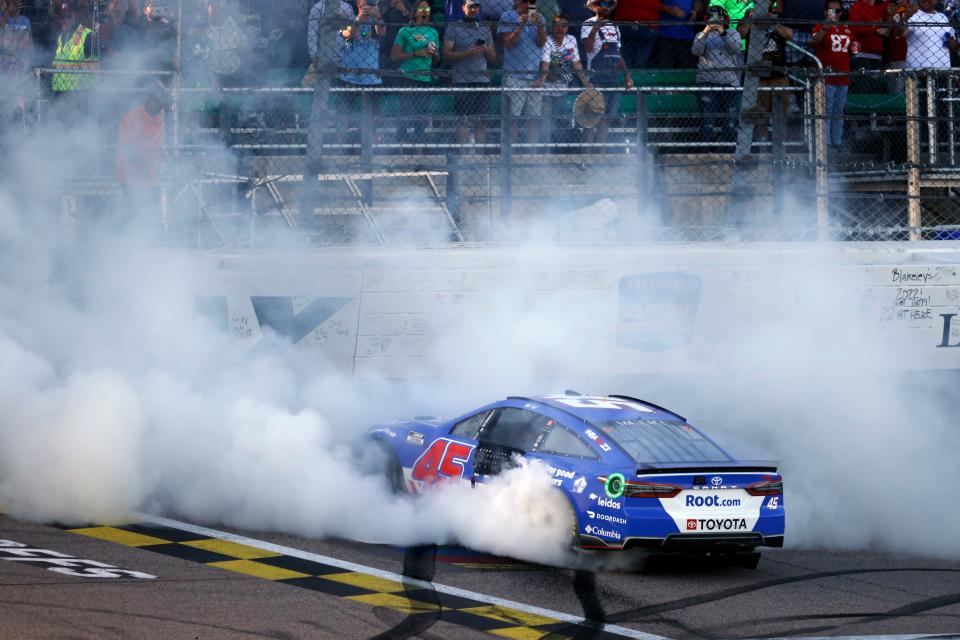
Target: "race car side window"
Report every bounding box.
[478,408,550,451]
[538,424,598,459]
[450,411,491,439]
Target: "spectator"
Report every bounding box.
[848,0,889,92]
[446,0,511,22]
[499,0,548,146]
[443,0,497,147]
[691,4,741,141]
[741,0,792,142]
[307,0,356,69]
[707,0,754,53]
[557,0,594,24]
[339,0,386,83]
[380,0,413,85]
[51,0,98,94]
[337,0,385,140]
[612,0,685,69]
[534,13,590,146]
[780,0,820,64]
[652,0,700,68]
[195,0,248,85]
[812,0,852,148]
[581,0,634,150]
[0,0,34,136]
[885,0,915,94]
[391,0,440,146]
[116,78,167,228]
[99,0,139,61]
[905,0,956,69]
[140,1,177,70]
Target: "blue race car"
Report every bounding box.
[366,393,784,566]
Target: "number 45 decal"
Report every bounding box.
[411,439,475,483]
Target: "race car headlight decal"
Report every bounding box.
[746,478,783,495]
[623,482,682,499]
[604,473,625,499]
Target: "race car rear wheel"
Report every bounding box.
[372,440,405,494]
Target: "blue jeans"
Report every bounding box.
[697,83,738,141]
[619,25,657,69]
[824,84,848,146]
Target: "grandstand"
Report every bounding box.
[4,0,960,243]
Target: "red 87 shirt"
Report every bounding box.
[812,23,853,86]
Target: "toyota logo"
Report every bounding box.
[711,476,723,487]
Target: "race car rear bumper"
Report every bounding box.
[581,532,784,551]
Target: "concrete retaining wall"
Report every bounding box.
[195,242,960,377]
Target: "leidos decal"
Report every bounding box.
[0,539,156,579]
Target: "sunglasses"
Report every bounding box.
[416,6,431,12]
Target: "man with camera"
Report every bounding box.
[499,0,548,146]
[581,0,634,151]
[692,4,741,141]
[444,0,497,147]
[739,0,793,141]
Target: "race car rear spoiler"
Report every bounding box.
[635,460,779,475]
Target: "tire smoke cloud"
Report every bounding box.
[1,72,957,566]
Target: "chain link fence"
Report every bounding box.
[4,0,960,244]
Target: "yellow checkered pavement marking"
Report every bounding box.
[181,538,281,560]
[461,605,558,627]
[206,559,311,581]
[490,627,570,640]
[69,526,169,548]
[321,571,406,592]
[346,592,442,614]
[53,517,648,640]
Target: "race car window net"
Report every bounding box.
[538,424,598,460]
[597,419,733,464]
[479,408,550,451]
[450,410,492,439]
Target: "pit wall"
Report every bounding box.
[195,243,960,376]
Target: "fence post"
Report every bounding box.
[771,91,785,216]
[500,85,512,218]
[447,151,463,231]
[813,75,828,240]
[361,91,374,206]
[949,74,957,167]
[172,0,182,162]
[926,73,937,166]
[634,86,651,220]
[906,73,921,241]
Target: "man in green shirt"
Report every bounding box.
[391,0,440,147]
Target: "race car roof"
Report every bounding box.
[516,394,685,424]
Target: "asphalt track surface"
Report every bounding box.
[1,513,959,640]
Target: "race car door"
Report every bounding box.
[472,408,552,480]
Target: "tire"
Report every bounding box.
[369,439,405,495]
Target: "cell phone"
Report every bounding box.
[476,38,486,45]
